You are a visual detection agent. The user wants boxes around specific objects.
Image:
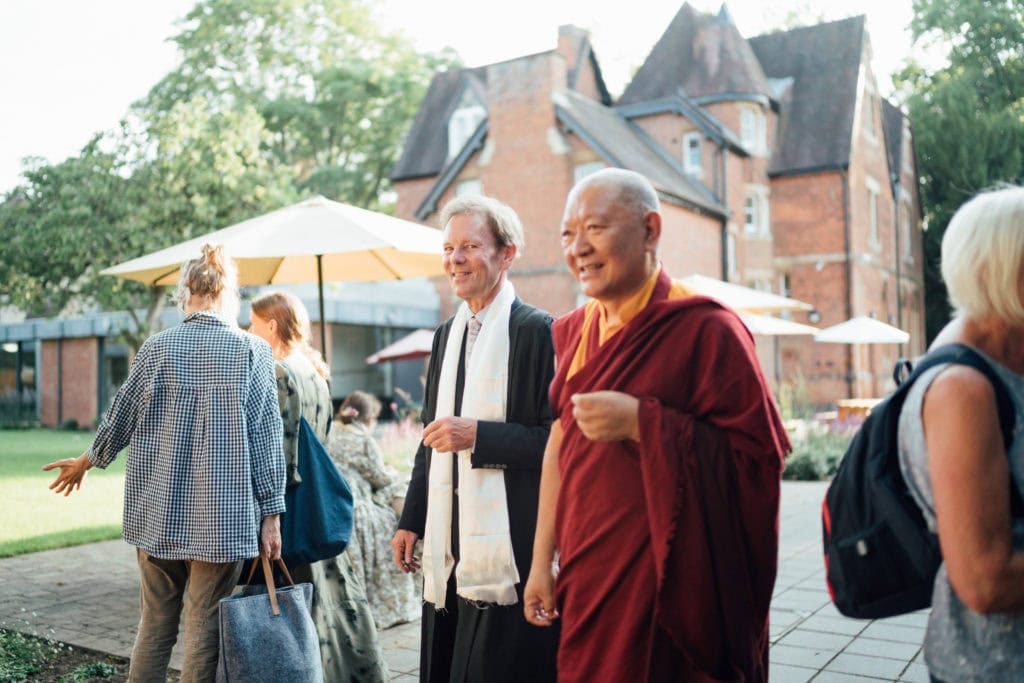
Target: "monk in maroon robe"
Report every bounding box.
[524,169,788,682]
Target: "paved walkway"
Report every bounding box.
[1,482,929,681]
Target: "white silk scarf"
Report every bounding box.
[422,279,519,607]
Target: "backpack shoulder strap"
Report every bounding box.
[904,344,1015,448]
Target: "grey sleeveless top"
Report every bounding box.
[897,350,1024,681]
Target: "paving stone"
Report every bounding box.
[776,628,853,652]
[899,662,930,682]
[860,621,926,645]
[799,614,868,637]
[768,662,817,683]
[842,636,919,661]
[770,643,836,668]
[825,652,908,679]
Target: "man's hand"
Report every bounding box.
[260,514,282,560]
[422,417,478,453]
[523,563,560,627]
[571,391,641,442]
[391,529,421,573]
[42,453,92,496]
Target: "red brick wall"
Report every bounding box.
[40,338,98,428]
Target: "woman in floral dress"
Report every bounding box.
[330,391,420,629]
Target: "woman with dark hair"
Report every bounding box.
[330,391,419,628]
[249,290,389,683]
[45,244,286,683]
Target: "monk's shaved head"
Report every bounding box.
[563,168,659,227]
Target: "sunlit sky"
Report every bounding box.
[0,0,925,195]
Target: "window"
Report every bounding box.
[726,233,738,280]
[863,90,876,138]
[447,104,486,161]
[743,188,770,236]
[866,179,880,248]
[740,108,766,153]
[456,179,482,196]
[901,203,913,264]
[682,132,702,175]
[573,161,605,183]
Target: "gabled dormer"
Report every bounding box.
[447,79,487,162]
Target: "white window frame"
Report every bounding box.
[901,201,913,264]
[726,232,738,280]
[866,176,880,249]
[447,104,486,161]
[682,131,702,176]
[743,186,770,236]
[740,108,766,154]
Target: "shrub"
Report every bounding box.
[783,428,854,481]
[58,418,80,431]
[0,396,36,430]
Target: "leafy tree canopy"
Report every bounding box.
[895,0,1024,341]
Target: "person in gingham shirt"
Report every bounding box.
[44,243,286,683]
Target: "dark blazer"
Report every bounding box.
[398,297,554,586]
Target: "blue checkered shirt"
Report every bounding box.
[88,311,286,562]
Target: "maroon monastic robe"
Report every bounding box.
[551,270,788,682]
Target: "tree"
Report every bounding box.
[0,102,295,348]
[895,0,1024,341]
[142,0,454,209]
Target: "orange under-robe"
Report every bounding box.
[550,269,788,682]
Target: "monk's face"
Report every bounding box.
[561,183,658,307]
[442,212,515,313]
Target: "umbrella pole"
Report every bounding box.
[317,254,328,365]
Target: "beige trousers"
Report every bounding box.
[129,548,242,683]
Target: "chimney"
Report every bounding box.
[557,24,590,74]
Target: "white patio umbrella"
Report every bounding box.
[814,316,909,344]
[678,274,813,313]
[366,328,435,364]
[740,313,819,336]
[101,195,445,357]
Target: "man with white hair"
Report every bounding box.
[392,195,558,682]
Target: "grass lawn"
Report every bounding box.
[0,429,125,558]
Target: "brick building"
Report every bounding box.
[389,3,925,404]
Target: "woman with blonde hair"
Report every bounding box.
[45,244,286,683]
[330,390,419,628]
[249,290,389,683]
[898,185,1024,681]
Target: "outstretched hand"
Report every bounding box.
[42,453,92,496]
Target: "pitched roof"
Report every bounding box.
[555,90,727,217]
[619,3,771,105]
[748,16,866,175]
[390,68,487,181]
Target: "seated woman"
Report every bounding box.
[330,391,420,628]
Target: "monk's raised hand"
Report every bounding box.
[571,391,641,442]
[42,453,92,497]
[422,416,478,452]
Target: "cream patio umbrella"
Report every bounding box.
[677,274,813,313]
[101,195,445,357]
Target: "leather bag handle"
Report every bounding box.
[243,554,297,617]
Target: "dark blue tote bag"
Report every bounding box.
[280,416,354,566]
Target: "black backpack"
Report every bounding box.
[822,343,1017,619]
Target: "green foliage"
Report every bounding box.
[775,372,816,421]
[0,429,125,557]
[0,0,451,345]
[0,629,47,681]
[783,428,853,481]
[62,660,119,680]
[141,0,456,210]
[0,396,36,429]
[896,0,1024,341]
